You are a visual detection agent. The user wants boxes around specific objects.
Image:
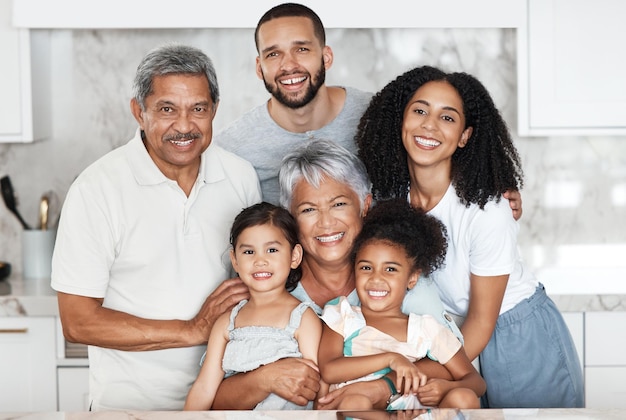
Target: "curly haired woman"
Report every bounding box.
[356,65,583,408]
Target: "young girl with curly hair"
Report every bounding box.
[318,199,485,410]
[356,66,583,408]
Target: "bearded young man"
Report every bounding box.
[214,3,372,205]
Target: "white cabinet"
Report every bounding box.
[0,0,50,142]
[58,366,90,411]
[586,367,626,409]
[0,317,57,411]
[584,312,626,408]
[518,0,626,136]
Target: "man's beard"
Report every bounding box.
[263,59,326,109]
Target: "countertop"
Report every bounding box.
[2,274,626,316]
[2,409,626,420]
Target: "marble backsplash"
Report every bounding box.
[0,27,625,291]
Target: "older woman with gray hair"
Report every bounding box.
[213,139,462,410]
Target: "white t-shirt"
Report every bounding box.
[51,130,261,410]
[427,184,538,316]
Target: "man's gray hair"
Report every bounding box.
[279,139,372,210]
[132,43,219,110]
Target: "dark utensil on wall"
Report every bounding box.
[1,175,31,230]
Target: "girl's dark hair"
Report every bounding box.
[230,202,302,291]
[351,199,447,277]
[356,65,524,209]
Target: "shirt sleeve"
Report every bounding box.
[419,314,462,364]
[469,197,519,277]
[51,179,116,297]
[320,296,366,339]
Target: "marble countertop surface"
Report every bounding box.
[2,274,626,317]
[2,409,626,420]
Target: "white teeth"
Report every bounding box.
[368,290,388,297]
[415,137,440,147]
[253,272,271,279]
[316,232,344,243]
[281,76,306,85]
[171,139,194,146]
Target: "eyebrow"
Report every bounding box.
[295,194,351,208]
[357,259,402,266]
[154,100,211,108]
[261,39,313,56]
[414,99,462,116]
[237,240,282,249]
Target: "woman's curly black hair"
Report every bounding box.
[356,65,523,209]
[351,199,447,277]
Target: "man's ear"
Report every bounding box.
[130,98,144,128]
[255,56,263,81]
[407,270,421,290]
[322,45,334,69]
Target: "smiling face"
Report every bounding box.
[255,16,332,109]
[355,239,420,315]
[230,223,303,294]
[290,176,369,269]
[402,80,473,171]
[130,73,217,179]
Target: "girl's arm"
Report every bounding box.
[461,273,509,360]
[184,313,229,410]
[296,308,323,363]
[318,323,422,393]
[416,347,486,407]
[295,308,329,403]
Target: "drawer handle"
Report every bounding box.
[0,328,28,333]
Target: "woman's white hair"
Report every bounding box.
[278,139,372,211]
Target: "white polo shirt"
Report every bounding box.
[51,130,261,410]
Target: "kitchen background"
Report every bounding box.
[0,23,625,292]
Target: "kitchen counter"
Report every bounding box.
[0,275,58,316]
[1,409,626,420]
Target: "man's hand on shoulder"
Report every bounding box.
[188,277,249,344]
[504,189,523,221]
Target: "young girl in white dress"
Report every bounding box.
[185,202,323,410]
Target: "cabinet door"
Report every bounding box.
[58,367,90,411]
[585,312,626,366]
[0,0,50,142]
[0,317,57,411]
[0,0,24,140]
[518,0,626,135]
[586,367,626,409]
[584,312,626,408]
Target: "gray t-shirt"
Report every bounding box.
[214,86,373,205]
